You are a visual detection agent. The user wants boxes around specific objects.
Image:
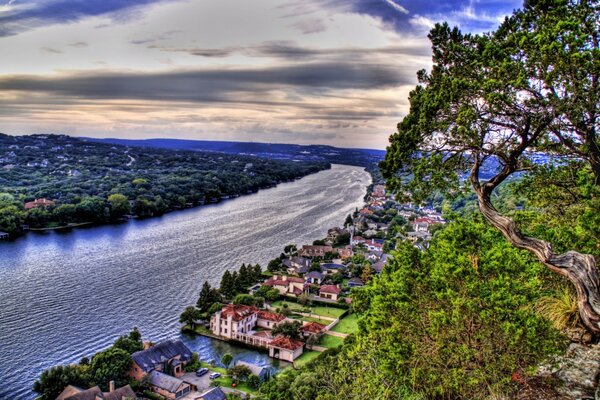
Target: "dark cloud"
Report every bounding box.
[0,62,412,104]
[0,0,176,36]
[40,46,62,54]
[69,41,88,47]
[156,40,431,60]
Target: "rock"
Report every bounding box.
[552,343,600,399]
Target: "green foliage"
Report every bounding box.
[248,374,261,389]
[229,364,252,382]
[271,321,302,339]
[233,294,257,306]
[90,347,131,390]
[32,364,89,400]
[196,281,221,313]
[221,353,234,369]
[179,306,203,329]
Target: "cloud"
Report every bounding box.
[40,46,62,54]
[69,41,88,47]
[0,0,176,36]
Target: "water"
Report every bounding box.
[0,164,370,399]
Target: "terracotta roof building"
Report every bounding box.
[24,198,55,210]
[269,336,304,362]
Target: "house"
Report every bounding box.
[350,236,366,246]
[320,263,346,275]
[146,370,191,400]
[347,278,364,288]
[299,245,333,258]
[363,239,383,252]
[24,198,55,210]
[326,227,349,244]
[366,251,383,262]
[268,336,304,362]
[0,231,8,239]
[299,321,326,339]
[263,275,306,296]
[56,382,136,400]
[235,361,274,381]
[130,339,193,381]
[282,256,311,275]
[306,271,324,285]
[407,231,432,242]
[198,387,227,400]
[319,285,341,301]
[209,304,302,361]
[335,246,353,260]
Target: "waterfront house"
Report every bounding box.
[24,198,55,210]
[56,382,136,400]
[306,271,324,285]
[146,370,191,400]
[299,245,333,258]
[209,304,303,361]
[263,275,306,296]
[130,339,193,381]
[235,361,274,381]
[319,285,341,301]
[0,231,8,239]
[268,336,304,362]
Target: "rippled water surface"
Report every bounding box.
[0,164,370,399]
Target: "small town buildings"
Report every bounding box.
[363,239,383,252]
[335,246,353,260]
[235,361,274,381]
[305,271,324,285]
[130,339,193,381]
[24,198,55,210]
[350,236,366,246]
[320,263,346,275]
[268,336,304,362]
[263,275,306,296]
[319,285,341,301]
[299,245,333,257]
[56,382,136,400]
[0,231,9,239]
[147,370,192,400]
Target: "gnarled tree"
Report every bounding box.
[381,0,600,333]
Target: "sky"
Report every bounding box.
[0,0,522,149]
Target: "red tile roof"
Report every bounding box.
[270,336,304,350]
[257,310,286,322]
[300,322,326,334]
[24,198,55,210]
[220,304,258,322]
[320,285,341,295]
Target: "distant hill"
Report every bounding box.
[85,138,387,169]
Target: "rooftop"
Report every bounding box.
[131,339,193,373]
[219,304,259,322]
[320,285,342,294]
[270,335,304,350]
[147,370,187,394]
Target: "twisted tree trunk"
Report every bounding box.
[474,188,600,335]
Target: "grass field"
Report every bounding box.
[318,334,344,348]
[301,316,332,324]
[331,313,360,334]
[271,300,346,318]
[294,350,321,367]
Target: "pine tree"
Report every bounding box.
[239,263,249,287]
[220,271,235,299]
[197,281,214,312]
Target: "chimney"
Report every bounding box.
[109,381,115,393]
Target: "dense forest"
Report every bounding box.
[0,134,329,235]
[257,0,600,399]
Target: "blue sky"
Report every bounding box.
[0,0,521,148]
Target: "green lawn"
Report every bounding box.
[318,334,344,348]
[331,313,360,334]
[294,350,321,367]
[212,376,258,394]
[301,316,331,324]
[271,301,346,318]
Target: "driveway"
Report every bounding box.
[181,372,212,392]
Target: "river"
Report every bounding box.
[0,164,371,399]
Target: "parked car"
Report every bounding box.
[209,372,221,379]
[196,368,209,377]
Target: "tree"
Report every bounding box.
[220,270,236,299]
[233,294,256,306]
[344,214,353,228]
[33,364,89,400]
[264,288,280,302]
[284,244,297,257]
[113,328,143,354]
[90,347,131,390]
[197,281,220,312]
[180,306,203,330]
[221,353,233,369]
[381,0,600,334]
[247,374,261,389]
[272,321,302,339]
[107,193,130,219]
[361,265,374,284]
[229,365,252,382]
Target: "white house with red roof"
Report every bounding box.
[319,285,342,301]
